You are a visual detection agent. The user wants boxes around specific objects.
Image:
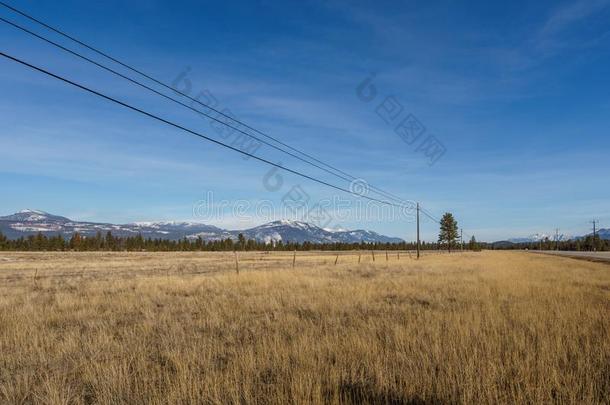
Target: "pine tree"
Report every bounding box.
[93,231,103,250]
[237,233,246,251]
[69,232,82,251]
[105,231,115,251]
[438,212,459,252]
[468,235,480,251]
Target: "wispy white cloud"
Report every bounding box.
[540,0,610,36]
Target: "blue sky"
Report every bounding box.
[1,0,609,241]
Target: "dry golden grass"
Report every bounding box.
[0,251,608,404]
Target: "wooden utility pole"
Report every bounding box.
[555,228,560,251]
[460,229,463,252]
[591,220,599,251]
[416,202,421,259]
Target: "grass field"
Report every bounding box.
[0,251,608,404]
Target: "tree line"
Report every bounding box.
[491,235,609,251]
[436,212,608,251]
[0,211,484,252]
[2,213,602,252]
[0,230,474,252]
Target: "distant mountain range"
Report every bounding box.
[507,230,610,243]
[507,233,571,243]
[0,210,403,244]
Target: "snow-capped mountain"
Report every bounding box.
[507,230,610,243]
[2,209,71,223]
[597,229,610,240]
[576,229,610,241]
[240,220,327,244]
[0,209,229,240]
[235,220,403,244]
[507,233,572,243]
[331,229,403,243]
[0,210,403,244]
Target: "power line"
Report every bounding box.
[419,207,441,224]
[0,50,416,210]
[0,1,416,211]
[0,16,403,209]
[1,1,467,238]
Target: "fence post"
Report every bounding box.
[293,249,296,268]
[371,250,375,262]
[335,254,339,265]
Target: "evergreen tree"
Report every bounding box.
[105,231,116,251]
[237,233,246,251]
[468,235,481,251]
[69,232,82,251]
[93,231,103,250]
[0,231,7,250]
[438,212,459,252]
